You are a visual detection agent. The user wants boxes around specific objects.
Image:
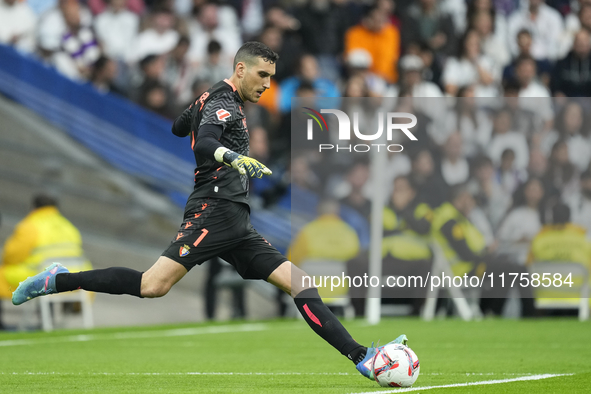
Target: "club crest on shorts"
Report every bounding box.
[179,244,191,257]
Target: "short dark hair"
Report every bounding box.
[207,39,222,54]
[33,194,58,209]
[233,41,279,70]
[552,203,571,224]
[139,54,159,69]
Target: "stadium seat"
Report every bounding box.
[530,262,589,321]
[38,290,94,331]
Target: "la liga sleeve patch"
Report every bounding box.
[216,109,231,122]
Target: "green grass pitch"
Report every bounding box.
[0,317,589,393]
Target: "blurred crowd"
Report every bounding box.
[1,0,590,118]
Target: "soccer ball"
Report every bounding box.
[372,343,420,387]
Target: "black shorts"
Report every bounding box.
[161,198,287,280]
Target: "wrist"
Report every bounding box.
[214,147,231,163]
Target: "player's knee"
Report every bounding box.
[141,281,171,298]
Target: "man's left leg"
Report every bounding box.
[267,261,368,364]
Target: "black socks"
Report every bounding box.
[294,288,367,364]
[55,267,143,298]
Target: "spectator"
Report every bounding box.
[164,36,197,109]
[502,81,542,140]
[507,0,564,61]
[344,4,401,84]
[132,54,166,100]
[87,0,144,15]
[433,185,534,316]
[0,0,37,54]
[469,9,510,67]
[495,148,528,196]
[487,108,530,171]
[468,155,512,230]
[344,49,388,96]
[400,0,458,60]
[294,0,352,82]
[552,29,591,97]
[257,23,302,82]
[513,55,554,130]
[194,40,233,89]
[128,9,179,63]
[543,139,580,200]
[528,149,549,178]
[278,54,340,114]
[187,1,241,67]
[503,29,552,88]
[37,0,93,59]
[338,161,371,220]
[90,55,125,96]
[496,177,546,265]
[441,132,470,186]
[288,199,360,298]
[407,41,444,88]
[390,54,444,98]
[528,203,591,272]
[52,0,101,81]
[94,0,139,62]
[560,2,591,57]
[444,85,494,158]
[467,0,509,51]
[409,149,449,208]
[137,80,175,119]
[0,195,92,312]
[567,169,591,238]
[442,29,501,97]
[350,175,433,313]
[542,100,591,172]
[441,0,469,34]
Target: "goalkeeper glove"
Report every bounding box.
[214,147,272,178]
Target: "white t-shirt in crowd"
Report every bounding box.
[94,8,139,61]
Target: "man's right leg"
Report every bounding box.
[13,256,187,304]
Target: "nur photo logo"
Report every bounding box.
[303,107,418,153]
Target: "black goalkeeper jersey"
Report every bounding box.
[173,79,250,208]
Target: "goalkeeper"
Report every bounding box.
[12,41,406,381]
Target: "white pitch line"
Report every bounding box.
[0,323,267,347]
[351,373,574,394]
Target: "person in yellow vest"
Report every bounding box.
[528,203,591,311]
[0,195,92,327]
[288,199,360,300]
[347,176,434,315]
[382,176,433,308]
[432,185,534,316]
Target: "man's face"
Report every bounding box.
[516,60,535,87]
[239,57,275,103]
[573,31,591,58]
[392,177,416,210]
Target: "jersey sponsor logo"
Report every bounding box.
[216,109,231,122]
[179,244,191,257]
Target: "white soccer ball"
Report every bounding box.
[372,343,420,387]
